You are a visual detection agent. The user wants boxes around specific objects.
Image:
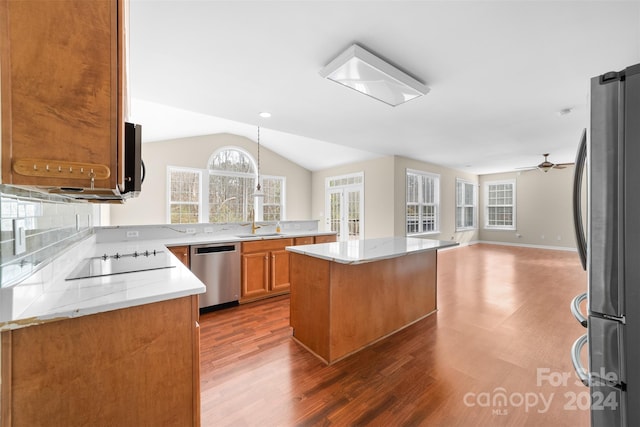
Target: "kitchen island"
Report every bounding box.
[286,237,457,364]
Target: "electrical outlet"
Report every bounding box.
[13,219,26,255]
[294,224,301,230]
[186,228,196,234]
[204,227,214,233]
[126,230,139,238]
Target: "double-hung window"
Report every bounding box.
[456,179,477,230]
[168,167,202,224]
[406,169,440,235]
[261,175,286,221]
[484,180,516,230]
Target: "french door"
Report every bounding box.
[325,173,364,241]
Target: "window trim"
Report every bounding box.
[207,145,259,221]
[166,166,204,224]
[207,145,257,176]
[167,146,287,224]
[455,178,477,231]
[406,168,441,236]
[261,174,287,221]
[484,179,517,230]
[325,172,365,241]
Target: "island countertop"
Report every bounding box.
[286,236,458,265]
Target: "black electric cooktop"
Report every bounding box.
[66,250,175,281]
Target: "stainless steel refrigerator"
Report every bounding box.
[571,62,640,426]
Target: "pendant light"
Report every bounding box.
[253,126,264,198]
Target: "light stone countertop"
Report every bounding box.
[0,230,336,332]
[286,237,458,265]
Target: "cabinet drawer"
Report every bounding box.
[242,238,294,254]
[315,235,337,244]
[294,237,314,245]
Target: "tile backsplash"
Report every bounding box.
[0,185,94,287]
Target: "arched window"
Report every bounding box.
[168,145,285,224]
[208,147,257,223]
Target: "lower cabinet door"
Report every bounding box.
[270,249,291,292]
[241,251,270,298]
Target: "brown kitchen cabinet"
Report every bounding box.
[0,0,130,197]
[314,234,337,244]
[168,245,190,267]
[294,236,315,245]
[0,296,201,427]
[240,238,294,303]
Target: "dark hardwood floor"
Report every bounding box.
[199,244,590,426]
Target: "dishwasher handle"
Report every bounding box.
[194,245,237,255]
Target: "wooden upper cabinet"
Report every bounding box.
[0,0,127,194]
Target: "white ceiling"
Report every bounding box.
[129,0,640,175]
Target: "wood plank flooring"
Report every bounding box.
[199,244,591,426]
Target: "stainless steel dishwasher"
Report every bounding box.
[190,243,240,311]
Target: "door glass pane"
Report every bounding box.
[347,189,360,240]
[326,173,364,242]
[329,192,342,240]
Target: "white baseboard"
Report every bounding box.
[475,240,577,252]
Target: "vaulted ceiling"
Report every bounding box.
[129,1,640,174]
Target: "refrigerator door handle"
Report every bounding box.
[571,334,590,387]
[571,292,588,327]
[572,128,588,271]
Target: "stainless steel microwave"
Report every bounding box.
[45,122,143,202]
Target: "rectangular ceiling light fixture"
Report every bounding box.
[319,44,429,107]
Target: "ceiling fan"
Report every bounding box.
[518,153,574,173]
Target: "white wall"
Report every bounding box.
[311,156,394,238]
[478,167,577,249]
[109,133,312,225]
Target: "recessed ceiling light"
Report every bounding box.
[319,44,429,107]
[259,112,272,118]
